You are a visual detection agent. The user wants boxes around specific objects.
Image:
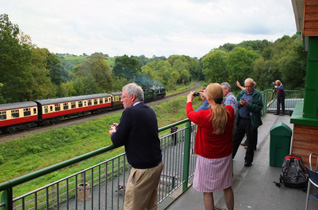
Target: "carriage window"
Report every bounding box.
[94,99,98,105]
[108,97,111,102]
[44,106,49,113]
[71,102,76,109]
[88,100,92,106]
[11,110,19,118]
[23,108,31,116]
[33,108,37,115]
[63,103,69,110]
[50,106,53,112]
[0,111,6,120]
[78,101,83,108]
[84,101,87,106]
[99,98,103,104]
[55,104,60,111]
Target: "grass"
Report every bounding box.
[0,83,202,197]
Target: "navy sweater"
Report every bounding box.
[111,102,162,169]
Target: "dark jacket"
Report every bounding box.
[277,84,285,97]
[236,89,263,129]
[111,102,162,169]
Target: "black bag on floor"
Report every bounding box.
[274,154,308,188]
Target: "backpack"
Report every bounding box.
[274,154,308,188]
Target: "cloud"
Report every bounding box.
[1,0,296,58]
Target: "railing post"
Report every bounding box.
[1,188,13,210]
[182,120,192,192]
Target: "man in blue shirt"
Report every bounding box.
[195,88,210,111]
[232,78,263,167]
[221,82,237,115]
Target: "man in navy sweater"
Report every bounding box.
[109,83,163,210]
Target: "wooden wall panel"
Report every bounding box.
[291,124,318,169]
[303,0,318,36]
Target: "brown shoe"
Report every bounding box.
[240,142,247,146]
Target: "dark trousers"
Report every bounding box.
[232,118,258,163]
[276,96,285,114]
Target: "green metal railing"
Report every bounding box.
[0,89,305,210]
[0,119,195,210]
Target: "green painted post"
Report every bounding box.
[182,120,192,192]
[1,188,13,210]
[303,36,318,119]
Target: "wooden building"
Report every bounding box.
[291,0,318,167]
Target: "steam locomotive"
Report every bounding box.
[0,86,165,133]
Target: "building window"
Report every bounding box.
[11,110,19,118]
[63,103,69,110]
[23,108,31,116]
[0,111,6,120]
[55,104,60,111]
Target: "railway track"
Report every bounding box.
[0,82,200,143]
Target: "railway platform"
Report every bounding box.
[165,113,318,210]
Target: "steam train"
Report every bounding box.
[0,86,165,133]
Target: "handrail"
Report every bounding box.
[0,119,191,210]
[1,88,305,209]
[0,145,115,191]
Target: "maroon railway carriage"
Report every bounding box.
[0,101,38,133]
[35,93,112,123]
[109,92,123,109]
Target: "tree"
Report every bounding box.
[227,47,258,90]
[46,52,69,85]
[201,49,228,83]
[79,53,113,92]
[112,55,141,80]
[0,14,33,102]
[280,39,307,89]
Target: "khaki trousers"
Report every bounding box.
[124,161,164,210]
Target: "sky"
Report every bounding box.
[1,0,296,58]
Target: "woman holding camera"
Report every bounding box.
[274,80,285,116]
[187,83,235,210]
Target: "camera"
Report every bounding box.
[193,92,200,97]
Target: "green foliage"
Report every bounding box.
[201,49,228,83]
[0,155,4,165]
[80,53,113,92]
[112,55,142,80]
[251,35,306,90]
[227,47,258,88]
[0,13,307,103]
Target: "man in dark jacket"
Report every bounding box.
[109,83,163,210]
[232,78,263,167]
